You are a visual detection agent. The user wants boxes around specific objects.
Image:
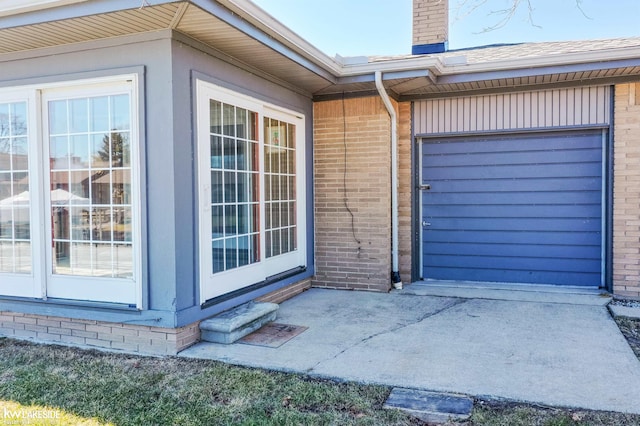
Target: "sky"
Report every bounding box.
[250,0,640,57]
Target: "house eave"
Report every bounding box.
[314,46,640,100]
[1,0,639,99]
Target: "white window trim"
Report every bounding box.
[0,90,43,299]
[196,80,306,303]
[0,75,143,307]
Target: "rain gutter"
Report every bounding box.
[375,71,402,288]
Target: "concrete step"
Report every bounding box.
[399,280,611,306]
[383,388,473,424]
[200,302,278,344]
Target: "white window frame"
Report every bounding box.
[0,90,43,299]
[0,75,142,307]
[196,80,306,303]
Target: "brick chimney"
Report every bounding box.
[412,0,448,54]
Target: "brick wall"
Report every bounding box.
[313,97,392,292]
[613,83,640,300]
[398,102,413,283]
[0,312,200,355]
[413,0,448,48]
[255,278,311,303]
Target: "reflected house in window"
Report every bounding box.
[1,107,30,240]
[49,130,132,270]
[0,148,30,270]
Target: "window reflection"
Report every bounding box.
[264,117,297,259]
[0,101,31,274]
[209,100,260,274]
[49,95,133,278]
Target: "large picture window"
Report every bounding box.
[0,77,141,306]
[197,81,305,302]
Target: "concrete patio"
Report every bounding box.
[180,283,640,414]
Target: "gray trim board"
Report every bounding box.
[410,101,420,282]
[0,298,174,327]
[605,86,615,292]
[0,30,173,64]
[190,70,310,115]
[176,269,313,327]
[0,65,147,89]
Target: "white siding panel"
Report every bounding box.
[414,86,611,134]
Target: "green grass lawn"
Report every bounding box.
[0,339,413,425]
[1,317,640,425]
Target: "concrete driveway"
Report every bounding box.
[180,284,640,414]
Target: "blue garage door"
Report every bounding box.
[421,131,603,287]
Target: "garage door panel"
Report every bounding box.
[424,135,602,155]
[425,267,600,287]
[421,131,603,287]
[424,148,601,168]
[426,204,601,219]
[423,242,600,259]
[426,217,601,232]
[424,254,601,274]
[425,192,601,207]
[424,162,601,180]
[425,230,602,246]
[426,177,601,193]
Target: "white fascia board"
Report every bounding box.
[339,45,640,79]
[217,0,343,74]
[437,46,640,76]
[200,2,640,83]
[0,0,89,17]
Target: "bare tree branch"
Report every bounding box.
[453,0,591,33]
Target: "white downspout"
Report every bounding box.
[375,71,402,289]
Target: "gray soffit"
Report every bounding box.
[1,1,640,100]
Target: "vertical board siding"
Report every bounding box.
[414,87,610,134]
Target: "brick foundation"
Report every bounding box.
[0,279,314,354]
[255,278,312,303]
[613,82,640,300]
[0,311,200,355]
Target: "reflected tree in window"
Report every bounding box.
[95,131,130,167]
[0,102,31,274]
